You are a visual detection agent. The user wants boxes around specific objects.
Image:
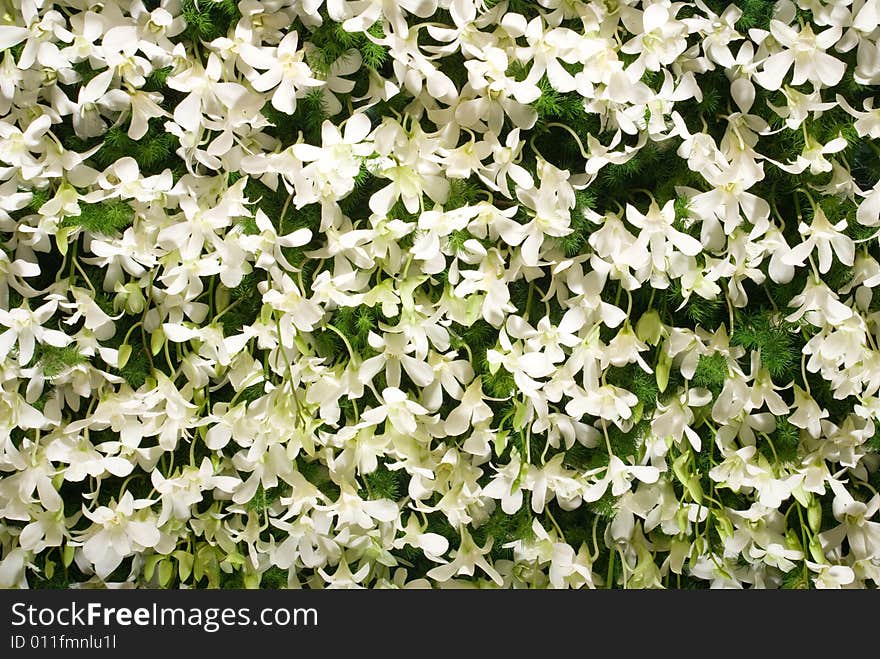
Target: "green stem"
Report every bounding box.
[606,546,616,589]
[525,283,534,321]
[795,504,810,588]
[324,323,357,363]
[545,506,566,544]
[71,256,97,295]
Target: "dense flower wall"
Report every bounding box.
[1,0,880,589]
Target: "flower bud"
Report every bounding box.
[669,536,689,574]
[631,400,644,425]
[672,453,690,485]
[117,343,132,369]
[243,571,261,589]
[685,475,703,505]
[714,514,734,541]
[635,309,664,345]
[808,499,822,533]
[676,507,689,534]
[151,326,165,356]
[115,282,146,315]
[493,429,509,455]
[56,226,74,257]
[214,285,231,314]
[808,536,826,564]
[785,528,802,552]
[655,349,671,393]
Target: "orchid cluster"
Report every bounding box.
[1,0,879,590]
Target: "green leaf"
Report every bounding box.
[158,558,174,587]
[175,550,194,583]
[62,200,133,236]
[39,345,87,378]
[144,554,163,582]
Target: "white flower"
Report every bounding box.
[837,95,880,139]
[783,206,855,274]
[261,271,324,335]
[240,209,312,272]
[481,453,525,514]
[393,513,448,560]
[361,387,429,435]
[620,2,689,75]
[819,480,880,561]
[774,132,848,175]
[459,48,540,133]
[76,492,164,579]
[362,331,434,388]
[582,455,660,502]
[0,301,71,366]
[426,527,504,586]
[858,179,880,226]
[291,113,374,205]
[566,384,639,427]
[652,388,713,451]
[786,277,854,327]
[748,542,803,572]
[317,558,371,589]
[789,386,827,439]
[445,377,492,436]
[625,199,703,279]
[251,32,324,114]
[478,128,535,195]
[506,15,581,92]
[768,86,835,130]
[809,562,856,589]
[754,21,845,90]
[486,329,555,397]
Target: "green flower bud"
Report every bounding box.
[493,429,508,456]
[214,285,231,314]
[631,400,644,425]
[672,453,690,485]
[715,514,734,541]
[115,282,146,314]
[635,309,664,345]
[56,226,73,257]
[685,475,703,505]
[785,528,802,552]
[513,400,528,428]
[151,326,165,356]
[675,507,689,534]
[808,499,822,533]
[243,571,261,589]
[669,536,690,574]
[655,349,671,393]
[117,343,132,369]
